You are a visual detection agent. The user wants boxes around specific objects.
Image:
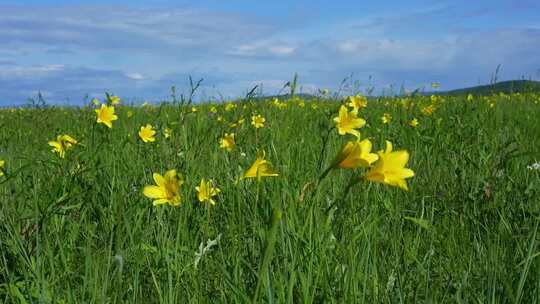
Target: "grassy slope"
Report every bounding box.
[1,93,540,303]
[437,80,540,96]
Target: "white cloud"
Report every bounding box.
[268,46,296,55]
[0,64,64,78]
[126,72,145,80]
[0,6,275,56]
[332,37,457,70]
[229,41,296,57]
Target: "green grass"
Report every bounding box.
[1,93,539,303]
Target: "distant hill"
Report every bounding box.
[434,80,540,96]
[255,80,540,101]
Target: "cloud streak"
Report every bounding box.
[0,6,275,54]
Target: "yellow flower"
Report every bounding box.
[242,151,278,180]
[331,139,379,169]
[409,118,419,127]
[127,110,134,118]
[109,95,121,105]
[48,134,78,158]
[210,106,218,113]
[467,94,474,102]
[219,133,236,152]
[237,117,245,125]
[400,98,412,109]
[143,170,183,206]
[333,105,366,138]
[298,100,305,107]
[163,127,172,139]
[217,115,224,122]
[225,103,236,112]
[381,113,392,124]
[191,106,198,113]
[251,114,265,129]
[95,104,118,128]
[196,178,221,205]
[347,95,368,110]
[0,159,5,177]
[272,98,287,109]
[421,105,435,116]
[139,124,156,143]
[365,141,415,191]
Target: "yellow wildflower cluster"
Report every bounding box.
[272,98,288,109]
[34,89,420,219]
[326,96,415,191]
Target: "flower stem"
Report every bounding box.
[325,173,359,214]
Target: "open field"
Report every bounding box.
[1,92,540,303]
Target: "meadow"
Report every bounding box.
[0,91,539,303]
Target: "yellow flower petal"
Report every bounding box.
[153,173,165,187]
[152,198,170,206]
[143,185,165,199]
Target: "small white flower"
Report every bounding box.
[527,161,540,171]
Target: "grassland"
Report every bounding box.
[1,92,539,303]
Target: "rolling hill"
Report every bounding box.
[435,80,540,96]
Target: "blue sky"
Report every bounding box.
[1,0,539,105]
